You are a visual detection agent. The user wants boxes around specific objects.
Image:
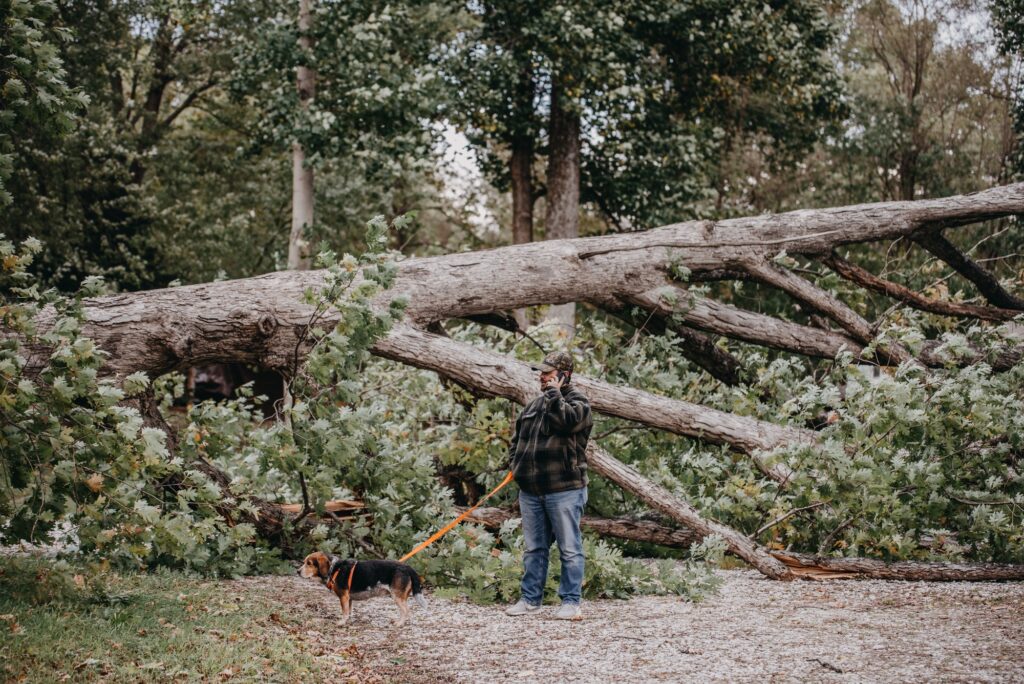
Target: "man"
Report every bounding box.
[504,351,593,620]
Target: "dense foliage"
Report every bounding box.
[1,226,725,600]
[0,0,85,205]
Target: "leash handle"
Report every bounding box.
[399,471,515,563]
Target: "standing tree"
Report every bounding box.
[837,0,1017,202]
[992,0,1024,177]
[289,0,317,271]
[449,0,845,334]
[232,0,458,256]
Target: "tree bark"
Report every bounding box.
[543,75,582,335]
[770,551,1024,581]
[288,0,316,271]
[461,506,702,549]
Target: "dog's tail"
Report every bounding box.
[410,570,428,610]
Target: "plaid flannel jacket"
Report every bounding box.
[508,384,593,495]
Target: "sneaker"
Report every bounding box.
[504,599,540,617]
[554,603,582,620]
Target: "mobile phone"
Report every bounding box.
[557,370,569,383]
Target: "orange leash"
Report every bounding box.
[399,471,515,563]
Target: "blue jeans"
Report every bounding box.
[519,487,587,605]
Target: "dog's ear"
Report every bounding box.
[315,553,329,579]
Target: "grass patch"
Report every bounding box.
[0,556,334,683]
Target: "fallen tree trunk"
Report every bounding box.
[464,507,1024,581]
[19,184,1024,582]
[585,443,795,579]
[25,184,1024,382]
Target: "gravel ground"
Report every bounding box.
[237,569,1024,683]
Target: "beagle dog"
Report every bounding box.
[298,552,426,625]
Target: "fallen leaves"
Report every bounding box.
[0,613,23,635]
[84,473,105,492]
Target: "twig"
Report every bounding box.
[754,502,827,538]
[817,516,856,555]
[949,495,1017,507]
[293,472,313,525]
[593,425,652,441]
[807,658,844,674]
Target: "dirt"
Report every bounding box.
[235,569,1024,683]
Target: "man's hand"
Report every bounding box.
[543,374,565,391]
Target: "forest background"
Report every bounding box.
[3,0,1024,602]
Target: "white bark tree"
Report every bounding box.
[288,0,316,271]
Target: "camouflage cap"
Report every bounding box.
[530,351,574,374]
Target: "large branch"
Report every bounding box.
[913,231,1024,310]
[822,253,1021,322]
[626,285,1023,371]
[625,286,864,361]
[770,551,1024,581]
[597,296,745,386]
[584,443,794,579]
[374,324,808,467]
[464,507,1024,581]
[742,260,905,362]
[462,506,702,549]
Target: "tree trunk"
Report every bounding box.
[29,182,1021,378]
[288,0,316,271]
[509,53,535,249]
[130,14,175,184]
[543,75,581,336]
[510,136,534,245]
[509,126,533,332]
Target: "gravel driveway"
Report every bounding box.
[242,569,1024,683]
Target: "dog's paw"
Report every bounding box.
[336,619,350,628]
